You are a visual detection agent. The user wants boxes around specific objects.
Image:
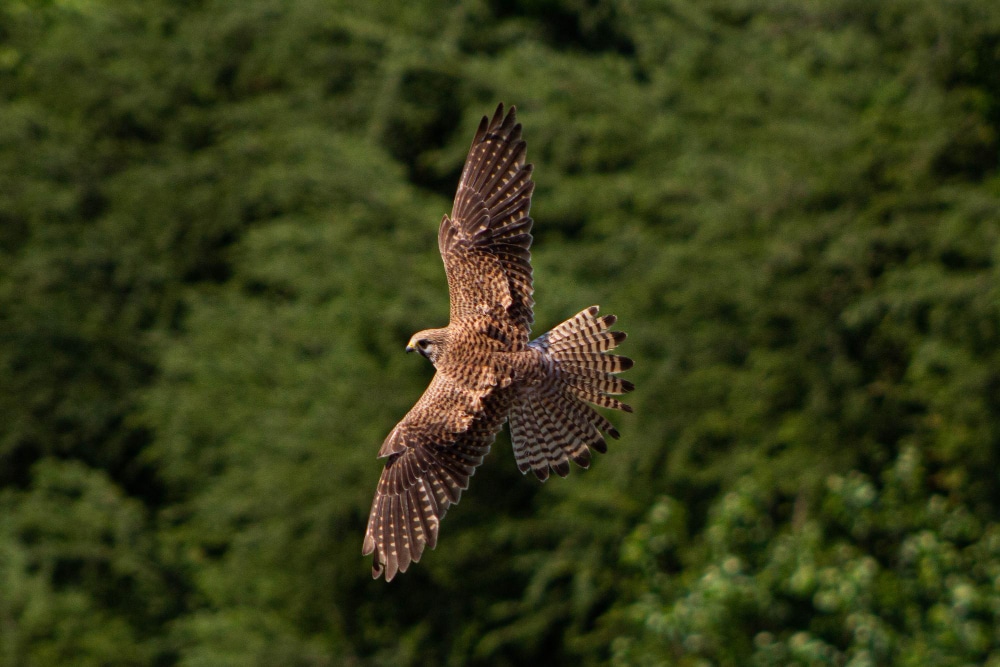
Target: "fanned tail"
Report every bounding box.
[508,306,634,481]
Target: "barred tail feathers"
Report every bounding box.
[509,306,634,481]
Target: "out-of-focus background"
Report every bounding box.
[2,0,999,664]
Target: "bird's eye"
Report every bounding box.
[417,339,429,350]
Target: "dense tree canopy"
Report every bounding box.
[2,0,999,664]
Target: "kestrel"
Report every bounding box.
[363,104,634,580]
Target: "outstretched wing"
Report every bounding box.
[362,373,507,581]
[438,103,536,343]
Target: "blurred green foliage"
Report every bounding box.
[1,0,999,664]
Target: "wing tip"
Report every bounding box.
[362,532,375,556]
[491,102,506,126]
[481,102,520,139]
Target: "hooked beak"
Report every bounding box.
[405,343,416,353]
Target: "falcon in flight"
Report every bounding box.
[363,104,634,580]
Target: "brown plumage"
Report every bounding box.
[363,104,634,581]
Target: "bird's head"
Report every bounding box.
[406,328,448,365]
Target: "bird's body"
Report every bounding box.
[363,104,634,580]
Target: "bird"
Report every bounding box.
[362,103,634,581]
